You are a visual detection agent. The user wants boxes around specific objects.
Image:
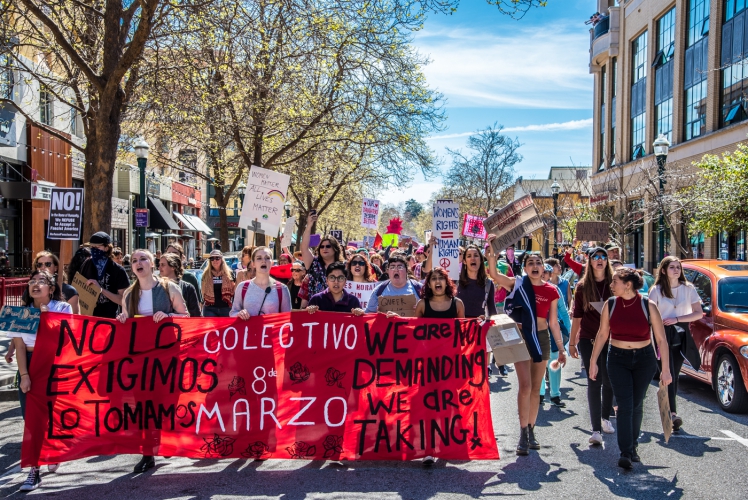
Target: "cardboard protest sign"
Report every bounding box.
[281,216,296,247]
[377,294,418,317]
[432,203,460,280]
[576,221,610,242]
[484,315,531,365]
[462,214,487,239]
[46,188,84,240]
[483,196,544,253]
[361,198,380,229]
[71,272,102,316]
[238,165,291,236]
[0,305,40,334]
[22,312,497,465]
[657,381,673,443]
[344,281,378,310]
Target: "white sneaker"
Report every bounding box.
[47,463,60,473]
[602,419,615,434]
[589,431,603,445]
[19,467,41,492]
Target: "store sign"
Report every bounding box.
[134,208,149,228]
[31,181,55,201]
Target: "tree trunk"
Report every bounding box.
[214,186,230,251]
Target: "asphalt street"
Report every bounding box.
[1,356,747,499]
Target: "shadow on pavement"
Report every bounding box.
[637,430,723,458]
[491,453,566,492]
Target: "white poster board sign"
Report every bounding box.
[432,202,460,280]
[281,216,296,247]
[344,281,378,310]
[238,165,291,236]
[361,198,380,229]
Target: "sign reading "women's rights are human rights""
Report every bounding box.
[238,166,291,236]
[433,202,460,280]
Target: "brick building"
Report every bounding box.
[590,0,748,270]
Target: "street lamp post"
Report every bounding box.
[237,181,246,249]
[134,138,150,250]
[653,134,670,263]
[551,179,560,257]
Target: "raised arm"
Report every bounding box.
[300,212,317,270]
[485,234,515,291]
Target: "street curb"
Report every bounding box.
[0,387,18,402]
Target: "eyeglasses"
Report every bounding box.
[327,275,346,282]
[319,244,333,249]
[351,261,366,267]
[389,265,406,271]
[28,279,51,286]
[36,262,54,268]
[592,255,608,261]
[210,257,223,261]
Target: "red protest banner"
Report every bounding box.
[22,312,498,465]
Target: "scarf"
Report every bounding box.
[202,270,236,306]
[512,277,543,363]
[90,248,108,281]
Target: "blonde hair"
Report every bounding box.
[202,251,233,289]
[124,249,170,316]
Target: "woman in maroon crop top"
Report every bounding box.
[589,267,671,470]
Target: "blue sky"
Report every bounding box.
[379,0,594,205]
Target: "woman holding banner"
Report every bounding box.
[231,247,292,318]
[568,247,616,445]
[116,249,189,473]
[7,269,72,490]
[485,237,567,456]
[201,250,236,317]
[33,251,80,314]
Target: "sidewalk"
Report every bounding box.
[0,338,17,387]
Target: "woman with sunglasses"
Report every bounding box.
[7,270,72,490]
[158,253,202,317]
[300,212,343,299]
[345,254,377,311]
[568,246,616,445]
[231,247,291,318]
[289,260,306,309]
[485,237,567,456]
[201,250,236,317]
[235,245,256,283]
[33,251,80,314]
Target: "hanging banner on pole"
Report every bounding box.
[238,166,291,237]
[462,214,487,239]
[361,198,380,229]
[46,188,84,240]
[432,203,460,280]
[22,312,497,466]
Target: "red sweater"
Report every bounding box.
[564,252,583,275]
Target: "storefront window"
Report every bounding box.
[690,232,705,258]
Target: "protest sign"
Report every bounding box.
[575,221,610,242]
[381,234,398,248]
[330,230,343,245]
[361,198,380,229]
[462,214,487,239]
[483,196,544,254]
[46,188,84,240]
[344,281,378,310]
[657,382,673,443]
[377,294,418,317]
[484,315,531,366]
[0,305,40,334]
[362,235,375,248]
[238,166,291,236]
[281,216,296,247]
[432,203,460,280]
[22,312,497,465]
[71,272,102,316]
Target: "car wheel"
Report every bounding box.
[715,354,748,413]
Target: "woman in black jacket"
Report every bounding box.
[158,253,201,317]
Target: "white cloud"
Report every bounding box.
[415,20,592,109]
[428,118,592,140]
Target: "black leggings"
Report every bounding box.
[578,338,613,432]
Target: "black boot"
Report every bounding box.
[133,455,155,473]
[516,426,529,456]
[528,424,540,450]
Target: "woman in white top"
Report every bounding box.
[648,256,703,432]
[116,249,189,473]
[231,247,291,318]
[6,270,72,491]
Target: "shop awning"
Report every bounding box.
[173,211,197,230]
[147,197,180,231]
[183,214,213,235]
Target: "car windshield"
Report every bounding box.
[718,277,748,313]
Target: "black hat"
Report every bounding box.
[588,246,608,257]
[89,231,111,245]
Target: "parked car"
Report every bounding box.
[186,251,241,284]
[680,260,748,413]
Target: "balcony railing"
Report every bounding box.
[593,16,610,40]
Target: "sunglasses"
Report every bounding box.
[291,268,304,272]
[210,256,223,261]
[592,255,608,261]
[36,262,54,268]
[319,244,333,249]
[350,261,366,267]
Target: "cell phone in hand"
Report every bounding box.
[310,209,317,216]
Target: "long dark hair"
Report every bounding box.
[23,270,62,306]
[654,256,686,299]
[577,250,613,312]
[66,246,92,284]
[459,244,487,288]
[317,237,343,262]
[422,267,456,299]
[346,254,375,282]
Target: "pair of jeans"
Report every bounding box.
[607,344,658,457]
[203,306,232,318]
[540,350,561,398]
[578,338,613,432]
[18,350,32,420]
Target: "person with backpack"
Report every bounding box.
[588,267,672,469]
[306,262,365,315]
[231,247,291,318]
[116,249,189,473]
[485,236,567,456]
[568,246,616,446]
[365,255,422,314]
